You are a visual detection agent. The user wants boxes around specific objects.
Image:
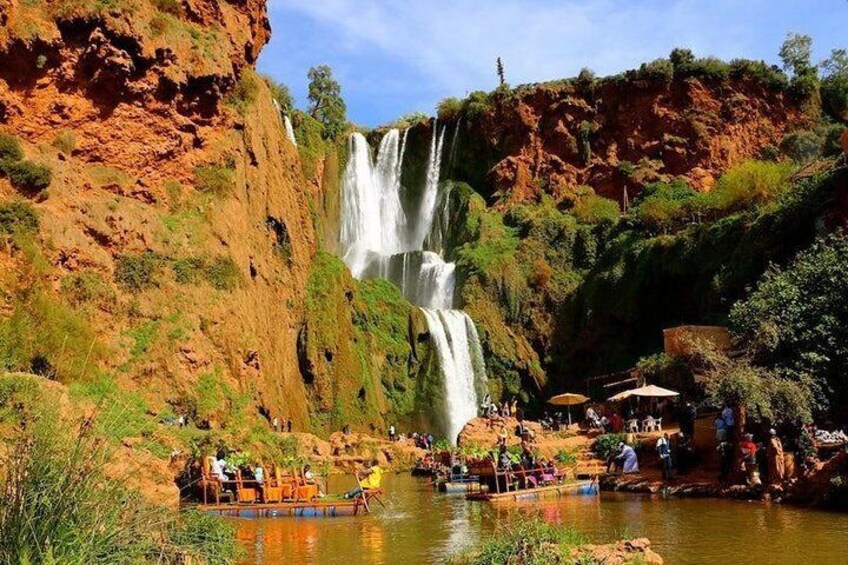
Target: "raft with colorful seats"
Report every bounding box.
[199,497,370,517]
[466,479,597,502]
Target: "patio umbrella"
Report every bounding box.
[547,392,589,426]
[608,384,679,402]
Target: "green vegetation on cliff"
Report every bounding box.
[302,252,419,432]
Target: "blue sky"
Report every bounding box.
[258,0,847,127]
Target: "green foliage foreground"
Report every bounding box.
[448,517,594,565]
[0,384,238,565]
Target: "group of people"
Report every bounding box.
[271,416,293,433]
[208,450,324,496]
[482,395,520,419]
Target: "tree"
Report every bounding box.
[779,33,814,77]
[669,47,695,71]
[821,48,848,122]
[730,234,848,415]
[779,33,819,99]
[307,65,347,140]
[496,57,505,86]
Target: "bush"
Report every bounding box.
[706,160,794,211]
[448,516,586,565]
[0,133,23,163]
[571,189,620,226]
[114,252,161,291]
[593,433,627,460]
[463,91,492,120]
[263,75,293,113]
[5,161,52,192]
[52,129,76,154]
[631,179,696,233]
[194,164,235,196]
[0,411,238,564]
[172,256,206,284]
[225,70,260,114]
[437,97,463,121]
[61,271,115,307]
[0,201,38,236]
[205,256,240,290]
[636,58,674,82]
[780,130,824,163]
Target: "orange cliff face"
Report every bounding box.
[0,0,320,430]
[442,76,812,207]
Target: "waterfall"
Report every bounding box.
[421,309,487,444]
[339,123,486,443]
[414,123,447,249]
[284,115,297,146]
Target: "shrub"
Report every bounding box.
[61,271,115,307]
[0,201,38,236]
[194,164,235,195]
[636,58,674,82]
[593,433,627,459]
[463,91,491,120]
[631,179,696,233]
[448,516,586,565]
[5,161,52,192]
[571,189,620,226]
[225,70,260,114]
[390,112,428,129]
[0,133,23,163]
[780,130,824,163]
[263,75,293,113]
[172,256,206,284]
[114,252,161,291]
[554,449,577,466]
[707,160,794,211]
[437,97,463,121]
[527,258,552,290]
[205,256,240,290]
[52,129,76,154]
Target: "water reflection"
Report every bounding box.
[233,473,848,565]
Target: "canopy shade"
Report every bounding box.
[608,384,680,402]
[547,392,590,406]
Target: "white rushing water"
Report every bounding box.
[284,115,297,146]
[339,124,486,442]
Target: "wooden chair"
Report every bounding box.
[235,469,258,503]
[200,456,235,505]
[291,467,319,501]
[274,466,295,500]
[259,464,283,503]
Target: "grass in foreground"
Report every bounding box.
[0,401,238,564]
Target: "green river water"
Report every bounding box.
[233,473,848,564]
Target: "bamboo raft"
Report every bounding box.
[199,498,368,517]
[466,479,598,502]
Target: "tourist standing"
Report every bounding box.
[657,433,672,480]
[767,429,785,484]
[272,417,279,433]
[389,424,396,441]
[675,432,693,475]
[717,441,734,483]
[286,417,293,433]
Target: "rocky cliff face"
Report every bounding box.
[0,0,320,431]
[427,76,809,207]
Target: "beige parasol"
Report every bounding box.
[547,392,590,426]
[608,384,679,402]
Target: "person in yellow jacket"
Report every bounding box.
[344,460,383,498]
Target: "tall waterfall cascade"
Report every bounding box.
[339,124,486,443]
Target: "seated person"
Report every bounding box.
[303,463,325,496]
[344,460,383,499]
[253,463,264,485]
